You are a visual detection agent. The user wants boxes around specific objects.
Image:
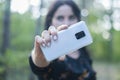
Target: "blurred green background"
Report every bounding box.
[0,0,120,80]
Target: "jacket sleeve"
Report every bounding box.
[29,55,66,79]
[29,56,53,75]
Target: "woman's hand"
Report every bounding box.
[31,25,68,68]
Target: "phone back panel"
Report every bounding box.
[40,21,93,61]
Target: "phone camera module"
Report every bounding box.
[75,31,85,40]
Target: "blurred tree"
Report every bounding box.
[1,0,11,80]
[0,0,119,80]
[1,0,11,53]
[107,0,114,62]
[35,0,44,35]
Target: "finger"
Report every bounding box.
[34,35,43,56]
[35,35,45,48]
[34,35,47,59]
[41,30,51,47]
[48,26,58,40]
[48,26,57,35]
[57,25,68,31]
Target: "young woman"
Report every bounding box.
[29,0,96,80]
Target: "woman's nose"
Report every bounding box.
[64,20,70,26]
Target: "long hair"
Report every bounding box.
[44,0,81,30]
[44,0,91,63]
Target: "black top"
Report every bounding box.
[29,48,96,80]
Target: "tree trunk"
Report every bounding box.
[1,0,11,54]
[35,0,44,35]
[0,0,11,80]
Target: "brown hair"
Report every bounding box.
[44,0,81,30]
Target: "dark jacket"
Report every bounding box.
[29,48,96,80]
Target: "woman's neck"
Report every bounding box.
[67,50,80,59]
[59,50,80,61]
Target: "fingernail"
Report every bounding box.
[42,43,46,47]
[36,37,39,43]
[53,35,57,40]
[47,42,50,47]
[50,26,56,31]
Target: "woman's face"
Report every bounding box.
[52,4,78,28]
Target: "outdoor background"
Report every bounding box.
[0,0,120,80]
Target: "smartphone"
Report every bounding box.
[40,21,93,62]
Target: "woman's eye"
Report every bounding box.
[69,15,76,21]
[57,16,64,21]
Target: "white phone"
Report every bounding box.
[40,21,93,62]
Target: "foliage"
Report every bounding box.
[0,12,36,80]
[83,1,120,62]
[0,6,3,52]
[112,31,120,62]
[0,56,6,74]
[10,13,35,50]
[5,49,29,68]
[0,0,120,80]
